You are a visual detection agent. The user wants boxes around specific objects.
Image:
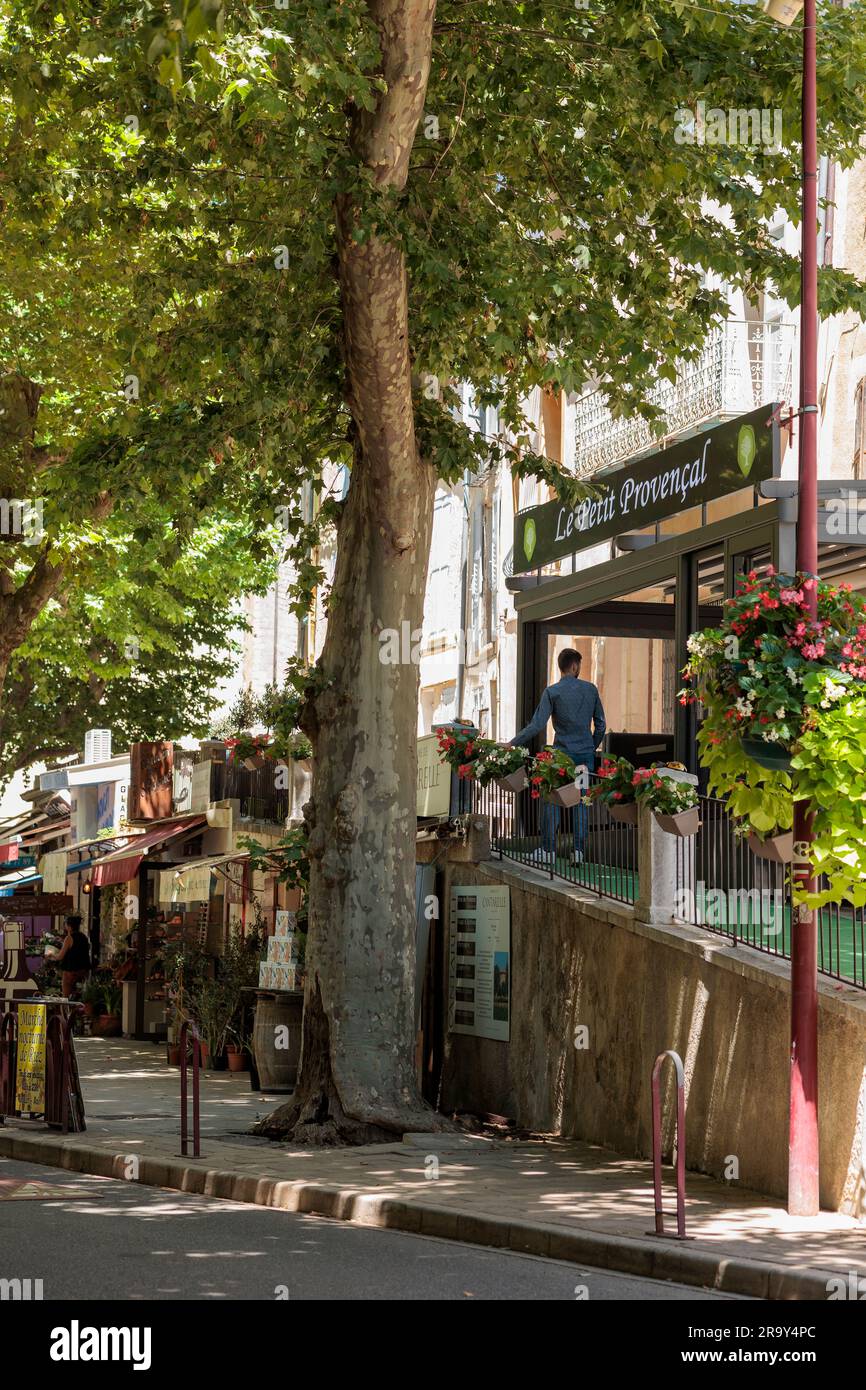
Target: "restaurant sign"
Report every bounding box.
[512,404,781,574]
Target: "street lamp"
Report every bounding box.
[764,0,820,1218]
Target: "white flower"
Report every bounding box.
[786,667,800,684]
[775,707,786,719]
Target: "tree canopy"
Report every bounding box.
[4,0,866,1136]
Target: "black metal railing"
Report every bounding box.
[675,794,866,991]
[222,759,290,825]
[471,772,637,905]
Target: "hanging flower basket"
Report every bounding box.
[608,801,638,825]
[243,753,267,771]
[528,747,579,804]
[544,780,582,808]
[748,830,794,864]
[740,737,793,774]
[495,767,528,795]
[654,807,699,837]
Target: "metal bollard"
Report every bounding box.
[649,1048,688,1239]
[179,1021,202,1158]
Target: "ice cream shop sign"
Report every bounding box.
[513,405,781,574]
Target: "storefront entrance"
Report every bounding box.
[515,493,866,776]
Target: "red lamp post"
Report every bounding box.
[789,0,821,1220]
[765,0,820,1216]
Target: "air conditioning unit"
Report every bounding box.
[84,729,112,764]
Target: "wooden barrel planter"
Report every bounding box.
[253,990,304,1092]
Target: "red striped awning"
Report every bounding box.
[91,817,205,888]
[91,853,145,887]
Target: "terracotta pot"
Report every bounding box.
[226,1050,248,1073]
[545,781,582,808]
[654,806,700,838]
[200,1043,226,1071]
[94,1013,121,1038]
[495,768,528,794]
[748,830,794,863]
[608,801,638,825]
[83,1002,95,1018]
[167,1044,181,1066]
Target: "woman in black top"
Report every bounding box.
[55,914,91,998]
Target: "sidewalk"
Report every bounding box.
[1,1038,863,1299]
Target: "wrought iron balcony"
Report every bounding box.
[573,320,796,475]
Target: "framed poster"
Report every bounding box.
[448,884,510,1041]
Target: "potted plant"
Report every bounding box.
[435,721,480,779]
[586,757,638,823]
[226,732,272,770]
[473,741,531,793]
[271,728,313,768]
[528,747,582,807]
[680,568,866,902]
[81,975,103,1020]
[632,766,700,837]
[225,1021,250,1072]
[746,828,795,863]
[190,979,234,1068]
[94,981,122,1036]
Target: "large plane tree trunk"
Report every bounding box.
[257,0,446,1143]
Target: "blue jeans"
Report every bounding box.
[541,751,595,856]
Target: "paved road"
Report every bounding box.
[0,1159,741,1302]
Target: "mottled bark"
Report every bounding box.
[258,0,447,1143]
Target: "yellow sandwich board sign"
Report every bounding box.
[15,1002,47,1117]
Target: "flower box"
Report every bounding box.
[544,781,582,808]
[748,830,794,864]
[495,768,528,794]
[243,754,267,771]
[608,801,638,825]
[654,807,699,837]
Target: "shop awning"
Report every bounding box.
[157,852,248,905]
[21,819,71,848]
[38,850,68,894]
[0,866,43,896]
[92,817,206,888]
[39,837,137,892]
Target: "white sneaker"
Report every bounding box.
[570,851,584,865]
[528,848,554,865]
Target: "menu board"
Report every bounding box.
[448,885,510,1041]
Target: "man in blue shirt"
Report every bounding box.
[511,648,606,864]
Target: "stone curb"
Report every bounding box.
[0,1129,836,1300]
